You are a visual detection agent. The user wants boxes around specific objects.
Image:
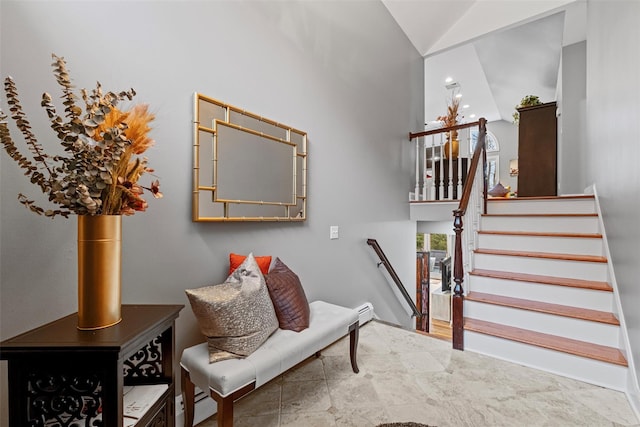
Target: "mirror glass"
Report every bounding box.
[193,93,307,221]
[487,154,500,189]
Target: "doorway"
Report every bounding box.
[416,233,453,340]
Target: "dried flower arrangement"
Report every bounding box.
[0,54,162,218]
[436,94,461,129]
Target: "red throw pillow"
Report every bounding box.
[229,253,271,275]
[264,258,310,332]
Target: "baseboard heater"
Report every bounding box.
[356,302,374,325]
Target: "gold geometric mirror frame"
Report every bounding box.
[193,93,307,222]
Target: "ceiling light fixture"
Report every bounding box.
[455,93,462,98]
[470,114,476,118]
[463,104,470,109]
[445,77,453,83]
[445,81,460,90]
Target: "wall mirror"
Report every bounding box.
[193,93,307,221]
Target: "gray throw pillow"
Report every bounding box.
[185,253,279,363]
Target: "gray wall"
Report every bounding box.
[586,0,640,406]
[0,0,424,416]
[559,41,587,195]
[485,119,519,192]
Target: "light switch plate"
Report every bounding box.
[330,226,339,240]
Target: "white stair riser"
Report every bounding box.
[465,301,619,347]
[464,331,627,391]
[477,234,604,256]
[468,275,614,312]
[480,215,599,233]
[487,198,596,215]
[473,253,608,281]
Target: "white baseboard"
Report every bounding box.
[175,390,217,427]
[626,375,640,424]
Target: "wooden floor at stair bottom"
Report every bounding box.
[464,318,628,366]
[416,319,452,341]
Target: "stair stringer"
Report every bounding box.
[591,185,640,418]
[462,194,630,391]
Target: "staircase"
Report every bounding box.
[463,195,629,390]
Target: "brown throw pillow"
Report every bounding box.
[185,253,279,363]
[264,258,310,332]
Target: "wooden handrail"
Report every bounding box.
[367,238,421,317]
[451,117,487,350]
[409,120,481,140]
[455,117,487,216]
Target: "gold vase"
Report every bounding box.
[444,137,459,159]
[77,215,122,330]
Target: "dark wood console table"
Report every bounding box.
[0,304,183,427]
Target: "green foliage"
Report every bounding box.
[430,234,447,250]
[416,234,424,251]
[512,95,542,124]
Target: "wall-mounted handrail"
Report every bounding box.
[409,120,481,140]
[367,238,421,317]
[452,117,487,350]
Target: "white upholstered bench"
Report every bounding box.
[180,300,360,427]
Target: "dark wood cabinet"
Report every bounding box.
[517,102,557,197]
[0,304,183,427]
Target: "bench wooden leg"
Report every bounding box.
[210,382,256,427]
[349,321,360,373]
[181,367,196,427]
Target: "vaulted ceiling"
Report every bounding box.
[381,0,587,125]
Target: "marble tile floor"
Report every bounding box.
[196,320,639,427]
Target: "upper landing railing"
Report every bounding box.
[409,121,485,202]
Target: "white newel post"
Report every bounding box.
[429,136,435,200]
[422,138,428,201]
[456,128,469,200]
[447,131,453,200]
[438,134,444,201]
[414,138,420,200]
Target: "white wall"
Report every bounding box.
[559,41,587,195]
[486,119,519,192]
[586,0,640,410]
[0,0,424,419]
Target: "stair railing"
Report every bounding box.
[367,239,421,317]
[409,121,481,201]
[452,118,488,350]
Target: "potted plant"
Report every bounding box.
[512,95,542,124]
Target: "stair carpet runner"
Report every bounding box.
[463,195,628,390]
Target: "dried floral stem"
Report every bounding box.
[0,54,161,218]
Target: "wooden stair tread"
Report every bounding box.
[482,213,598,217]
[470,269,612,292]
[475,248,607,263]
[466,291,619,325]
[464,318,628,366]
[478,230,602,239]
[488,195,595,201]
